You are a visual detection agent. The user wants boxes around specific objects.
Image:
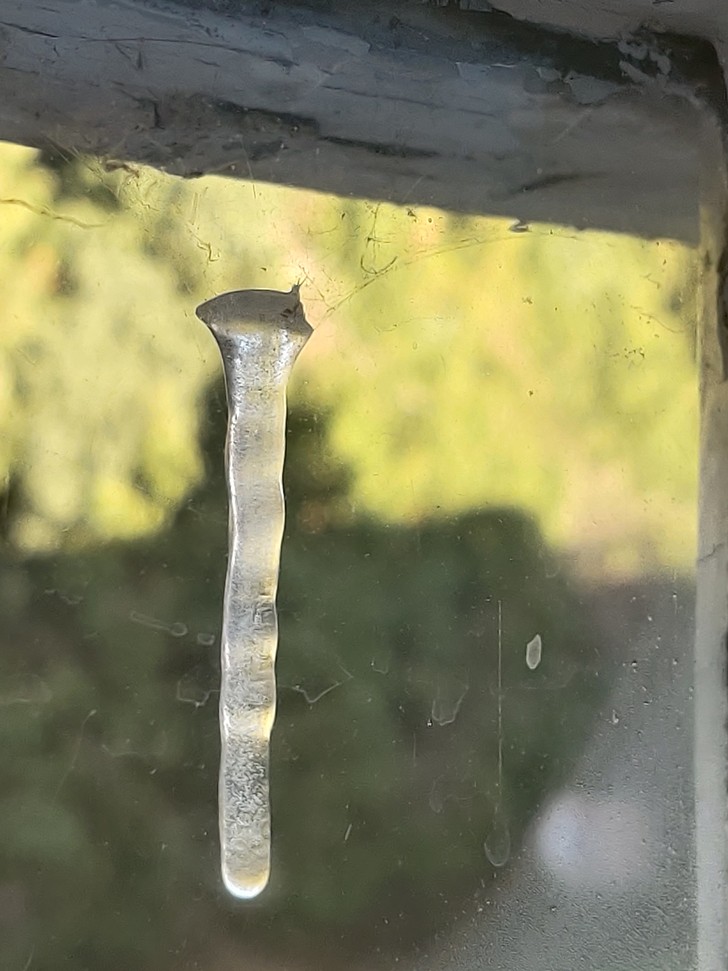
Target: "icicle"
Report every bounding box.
[196,287,312,899]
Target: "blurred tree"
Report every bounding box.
[0,142,697,573]
[0,145,219,550]
[0,397,601,970]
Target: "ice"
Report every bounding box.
[196,287,312,899]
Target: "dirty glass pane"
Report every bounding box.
[0,142,697,970]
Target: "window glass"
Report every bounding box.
[0,142,698,970]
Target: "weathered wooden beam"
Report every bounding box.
[0,0,716,239]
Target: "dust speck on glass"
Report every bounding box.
[0,141,698,971]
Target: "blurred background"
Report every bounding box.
[0,142,698,970]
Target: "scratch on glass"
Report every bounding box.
[484,598,510,867]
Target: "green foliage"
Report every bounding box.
[286,204,698,576]
[0,143,697,573]
[0,146,218,550]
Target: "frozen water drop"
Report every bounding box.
[525,633,542,670]
[197,287,312,899]
[484,817,511,868]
